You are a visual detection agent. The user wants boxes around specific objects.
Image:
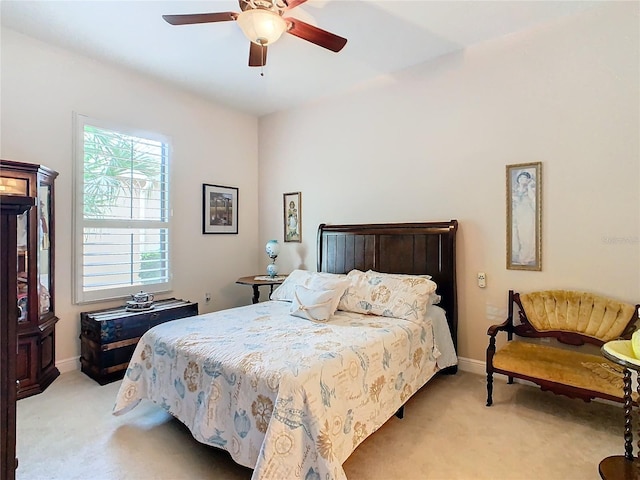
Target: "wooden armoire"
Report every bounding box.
[0,159,60,400]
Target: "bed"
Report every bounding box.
[113,220,459,480]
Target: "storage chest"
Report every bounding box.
[80,298,198,384]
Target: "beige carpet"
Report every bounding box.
[16,369,625,479]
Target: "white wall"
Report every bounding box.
[258,3,640,363]
[1,3,638,373]
[1,29,260,370]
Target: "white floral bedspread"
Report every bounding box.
[113,301,444,480]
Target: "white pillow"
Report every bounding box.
[306,275,350,313]
[270,269,313,301]
[270,270,348,303]
[290,285,338,322]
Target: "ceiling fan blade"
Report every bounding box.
[162,12,237,26]
[284,0,308,10]
[285,17,347,52]
[249,42,268,67]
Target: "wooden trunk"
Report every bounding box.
[79,298,198,385]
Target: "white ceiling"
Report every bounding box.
[1,1,603,117]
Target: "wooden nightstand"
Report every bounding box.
[236,275,286,304]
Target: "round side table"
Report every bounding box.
[600,341,640,480]
[236,275,287,304]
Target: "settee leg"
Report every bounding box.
[486,335,496,406]
[623,369,633,460]
[508,376,514,384]
[486,371,493,406]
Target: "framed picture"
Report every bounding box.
[506,162,542,271]
[202,184,238,234]
[283,192,301,242]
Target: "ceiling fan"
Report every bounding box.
[162,0,348,69]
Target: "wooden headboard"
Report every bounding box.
[317,220,459,350]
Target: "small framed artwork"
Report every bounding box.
[202,184,238,234]
[506,162,542,271]
[283,192,301,242]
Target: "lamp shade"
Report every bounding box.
[265,239,280,258]
[237,8,287,45]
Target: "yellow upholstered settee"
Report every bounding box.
[486,290,639,406]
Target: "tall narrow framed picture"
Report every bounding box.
[283,192,301,242]
[506,162,542,271]
[203,184,238,234]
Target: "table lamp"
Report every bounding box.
[265,240,280,278]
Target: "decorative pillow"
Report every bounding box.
[270,270,313,301]
[270,270,348,303]
[290,285,339,322]
[306,275,350,313]
[364,270,440,306]
[338,270,437,321]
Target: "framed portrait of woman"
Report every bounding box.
[283,192,301,243]
[506,162,542,271]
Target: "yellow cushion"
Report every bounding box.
[493,341,628,399]
[519,290,636,342]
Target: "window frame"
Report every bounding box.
[72,113,173,304]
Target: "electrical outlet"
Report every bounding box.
[477,272,486,288]
[205,293,211,303]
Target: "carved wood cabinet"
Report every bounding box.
[1,159,60,399]
[1,191,34,480]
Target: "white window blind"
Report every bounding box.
[73,114,172,303]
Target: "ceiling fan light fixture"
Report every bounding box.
[237,8,287,45]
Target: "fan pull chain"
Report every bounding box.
[260,44,265,77]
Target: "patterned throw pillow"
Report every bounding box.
[364,270,440,305]
[338,270,437,321]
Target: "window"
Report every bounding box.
[73,114,172,303]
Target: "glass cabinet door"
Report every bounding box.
[16,211,29,324]
[14,180,54,324]
[38,183,53,318]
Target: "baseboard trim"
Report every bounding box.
[457,356,485,376]
[57,356,80,374]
